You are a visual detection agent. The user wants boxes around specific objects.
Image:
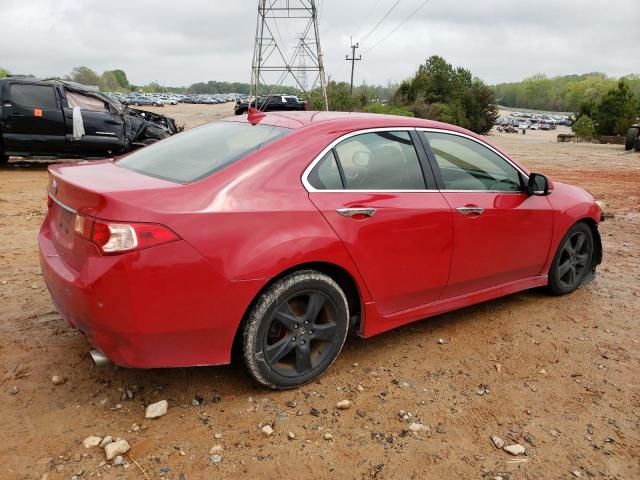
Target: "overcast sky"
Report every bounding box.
[0,0,637,88]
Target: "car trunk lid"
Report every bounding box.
[46,160,180,270]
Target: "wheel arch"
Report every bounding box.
[577,217,603,268]
[230,261,364,362]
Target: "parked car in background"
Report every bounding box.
[39,111,604,389]
[235,94,306,114]
[122,95,156,107]
[0,78,179,164]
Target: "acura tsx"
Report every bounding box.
[39,110,603,389]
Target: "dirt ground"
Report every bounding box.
[1,105,639,480]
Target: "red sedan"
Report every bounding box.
[39,111,603,389]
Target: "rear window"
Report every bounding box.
[117,122,291,183]
[10,83,58,109]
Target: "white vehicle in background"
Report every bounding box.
[147,96,165,107]
[517,121,531,129]
[159,95,178,105]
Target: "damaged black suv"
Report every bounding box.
[0,78,180,165]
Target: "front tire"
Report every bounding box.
[625,127,639,151]
[242,270,349,389]
[548,222,594,295]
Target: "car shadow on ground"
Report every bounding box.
[85,286,553,398]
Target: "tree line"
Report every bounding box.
[494,73,640,113]
[0,65,399,98]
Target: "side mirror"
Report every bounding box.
[527,173,550,196]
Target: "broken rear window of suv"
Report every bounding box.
[117,121,291,183]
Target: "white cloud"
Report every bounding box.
[0,0,636,87]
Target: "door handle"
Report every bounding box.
[9,112,24,117]
[456,206,484,215]
[336,207,377,218]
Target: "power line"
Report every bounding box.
[362,0,432,55]
[356,0,383,38]
[358,0,402,43]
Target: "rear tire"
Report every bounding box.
[626,127,639,151]
[548,222,594,296]
[242,270,349,389]
[0,153,8,166]
[635,136,640,152]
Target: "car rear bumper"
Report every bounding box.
[38,219,263,369]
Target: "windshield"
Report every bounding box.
[117,121,291,183]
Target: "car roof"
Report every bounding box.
[222,110,475,135]
[221,110,525,173]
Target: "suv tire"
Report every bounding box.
[625,127,639,151]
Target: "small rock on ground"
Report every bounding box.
[82,436,103,449]
[104,439,130,461]
[145,400,168,419]
[261,425,274,436]
[503,444,526,456]
[491,435,505,449]
[51,375,66,385]
[210,454,222,464]
[9,385,19,395]
[408,423,428,432]
[99,436,113,448]
[336,400,352,410]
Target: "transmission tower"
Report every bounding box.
[251,0,328,110]
[297,35,309,91]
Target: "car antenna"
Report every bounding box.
[247,107,266,124]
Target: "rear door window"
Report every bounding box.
[10,83,58,109]
[307,150,343,190]
[333,131,426,190]
[117,121,291,183]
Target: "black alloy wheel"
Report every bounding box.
[242,270,349,389]
[548,223,594,295]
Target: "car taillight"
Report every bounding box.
[74,215,179,254]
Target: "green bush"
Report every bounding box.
[394,56,499,134]
[571,115,596,140]
[592,79,638,136]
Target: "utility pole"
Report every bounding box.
[345,40,361,95]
